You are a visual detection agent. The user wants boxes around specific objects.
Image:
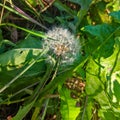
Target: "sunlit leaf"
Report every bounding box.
[86,36,120,111]
[59,86,80,120]
[0,35,47,94]
[98,108,118,120]
[85,57,104,95]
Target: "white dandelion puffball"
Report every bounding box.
[43,27,80,66]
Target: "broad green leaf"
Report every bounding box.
[0,35,47,94]
[0,48,46,93]
[85,57,104,95]
[94,91,109,106]
[0,48,43,68]
[59,86,80,120]
[0,35,44,72]
[109,10,120,23]
[16,36,42,48]
[98,104,120,119]
[81,23,117,58]
[98,108,118,120]
[84,40,120,120]
[100,38,120,103]
[86,37,120,110]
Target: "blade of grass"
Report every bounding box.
[0,23,47,38]
[41,99,50,120]
[29,56,56,102]
[0,3,48,30]
[0,0,7,24]
[54,0,76,16]
[30,57,58,119]
[12,99,35,120]
[12,56,55,120]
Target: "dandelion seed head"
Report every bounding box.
[43,27,80,66]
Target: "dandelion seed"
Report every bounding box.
[43,27,80,66]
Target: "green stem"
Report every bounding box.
[30,58,60,119]
[0,0,6,24]
[81,96,88,120]
[41,99,50,120]
[38,58,61,98]
[0,23,46,38]
[29,57,56,102]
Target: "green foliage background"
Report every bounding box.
[0,0,120,120]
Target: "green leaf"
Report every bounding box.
[109,10,120,23]
[16,36,42,48]
[69,0,92,9]
[59,86,80,120]
[86,37,120,106]
[54,0,76,16]
[0,35,44,73]
[0,39,16,47]
[0,48,47,93]
[84,38,120,120]
[12,100,35,120]
[75,0,92,28]
[98,108,117,120]
[94,91,109,106]
[0,48,43,68]
[81,23,117,58]
[113,77,120,101]
[0,34,48,93]
[77,97,93,120]
[85,57,104,95]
